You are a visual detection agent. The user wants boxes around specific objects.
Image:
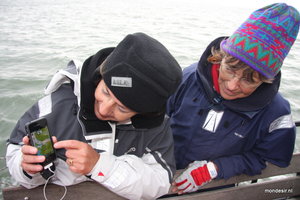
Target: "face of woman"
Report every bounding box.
[218,63,262,100]
[94,80,137,122]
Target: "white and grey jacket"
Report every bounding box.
[6,48,176,200]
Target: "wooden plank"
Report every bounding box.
[2,182,125,200]
[162,175,300,200]
[2,153,299,200]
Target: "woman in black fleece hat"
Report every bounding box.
[6,32,182,200]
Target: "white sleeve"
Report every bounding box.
[5,144,46,189]
[90,152,170,200]
[6,144,91,189]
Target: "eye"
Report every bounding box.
[102,87,109,96]
[241,76,261,87]
[241,77,251,84]
[117,105,130,113]
[224,66,234,74]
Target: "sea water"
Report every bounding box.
[1,0,300,198]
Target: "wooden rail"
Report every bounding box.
[2,153,300,200]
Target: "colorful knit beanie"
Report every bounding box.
[221,3,300,79]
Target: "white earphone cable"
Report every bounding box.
[43,167,67,200]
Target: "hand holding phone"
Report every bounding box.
[21,136,45,174]
[25,118,57,167]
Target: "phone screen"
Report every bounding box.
[26,118,56,166]
[31,126,54,156]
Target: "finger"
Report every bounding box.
[68,162,90,175]
[66,158,73,166]
[177,180,191,191]
[66,159,80,174]
[65,149,78,159]
[171,185,179,193]
[21,154,45,174]
[22,136,30,145]
[69,165,81,174]
[52,136,58,143]
[178,190,184,195]
[182,183,194,194]
[22,154,45,164]
[64,146,92,159]
[21,145,38,155]
[22,162,44,174]
[54,140,83,149]
[175,179,187,187]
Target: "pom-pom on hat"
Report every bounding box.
[102,32,182,114]
[221,3,300,79]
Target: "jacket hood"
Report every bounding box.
[197,37,281,113]
[79,47,166,130]
[79,48,114,134]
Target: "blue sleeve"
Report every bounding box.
[167,63,198,117]
[213,122,295,179]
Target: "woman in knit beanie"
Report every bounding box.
[6,32,182,200]
[168,3,299,194]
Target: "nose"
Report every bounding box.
[99,99,114,117]
[227,77,240,90]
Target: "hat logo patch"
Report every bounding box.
[111,77,132,87]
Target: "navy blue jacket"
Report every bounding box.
[167,37,296,179]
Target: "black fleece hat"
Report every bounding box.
[102,32,182,114]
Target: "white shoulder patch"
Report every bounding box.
[38,95,52,117]
[202,109,224,133]
[269,114,294,133]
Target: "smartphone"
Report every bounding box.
[25,118,56,166]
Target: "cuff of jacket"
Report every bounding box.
[207,161,218,179]
[212,159,224,179]
[90,152,116,182]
